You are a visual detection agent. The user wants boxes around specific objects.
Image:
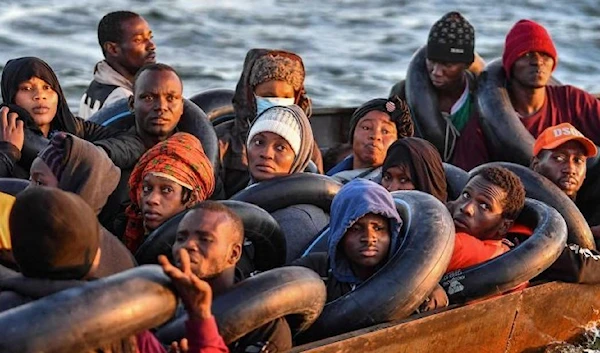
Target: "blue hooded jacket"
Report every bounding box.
[327,179,403,285]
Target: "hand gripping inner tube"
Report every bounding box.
[230,173,343,213]
[301,190,455,340]
[0,177,29,196]
[441,198,567,303]
[155,266,327,345]
[189,88,235,121]
[405,45,448,157]
[0,265,177,353]
[135,200,286,276]
[470,162,595,249]
[88,97,219,173]
[443,162,469,201]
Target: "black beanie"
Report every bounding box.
[348,96,414,143]
[9,187,100,280]
[427,12,475,64]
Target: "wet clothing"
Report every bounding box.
[0,57,145,178]
[216,49,322,198]
[382,137,448,202]
[78,60,133,120]
[125,133,215,253]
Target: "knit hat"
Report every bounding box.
[247,105,303,156]
[348,96,414,143]
[9,187,100,280]
[249,53,305,91]
[502,19,558,77]
[427,12,475,64]
[533,123,597,157]
[37,132,70,181]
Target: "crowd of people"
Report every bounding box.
[0,9,600,352]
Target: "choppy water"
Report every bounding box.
[0,0,600,113]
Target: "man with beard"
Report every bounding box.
[502,19,600,144]
[172,201,292,353]
[79,11,157,119]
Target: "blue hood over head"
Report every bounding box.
[327,178,402,285]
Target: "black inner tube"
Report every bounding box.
[188,88,235,121]
[155,266,327,345]
[441,198,567,303]
[443,162,469,201]
[0,178,29,196]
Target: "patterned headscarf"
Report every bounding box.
[124,132,215,252]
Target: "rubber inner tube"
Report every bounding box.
[0,265,177,353]
[135,200,286,276]
[155,266,327,345]
[405,46,447,156]
[0,178,29,196]
[300,190,455,341]
[88,97,219,173]
[443,162,469,201]
[188,88,235,121]
[230,173,342,213]
[20,129,50,171]
[441,198,567,303]
[470,162,595,249]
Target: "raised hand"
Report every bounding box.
[0,106,24,151]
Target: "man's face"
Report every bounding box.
[340,213,391,271]
[352,111,398,169]
[448,175,511,240]
[132,70,183,141]
[532,141,587,198]
[114,16,156,76]
[172,210,241,279]
[511,51,554,88]
[425,59,467,90]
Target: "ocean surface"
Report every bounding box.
[2,1,600,351]
[0,0,600,114]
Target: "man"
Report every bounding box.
[531,123,596,201]
[446,166,526,273]
[3,187,228,353]
[172,201,292,352]
[502,19,600,144]
[79,11,156,120]
[390,12,488,171]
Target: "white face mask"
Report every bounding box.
[255,96,295,116]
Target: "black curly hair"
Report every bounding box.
[470,166,526,220]
[98,11,141,56]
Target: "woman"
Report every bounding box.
[0,56,144,178]
[216,49,322,197]
[380,137,448,202]
[245,105,329,262]
[125,132,215,253]
[327,96,414,183]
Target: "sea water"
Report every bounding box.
[0,0,599,112]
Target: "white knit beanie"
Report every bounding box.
[247,106,302,156]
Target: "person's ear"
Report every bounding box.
[530,156,540,171]
[128,94,135,113]
[104,42,119,58]
[228,243,242,266]
[497,219,514,237]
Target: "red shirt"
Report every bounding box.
[521,85,600,144]
[446,232,510,273]
[451,113,490,171]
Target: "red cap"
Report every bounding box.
[502,19,558,78]
[533,123,597,157]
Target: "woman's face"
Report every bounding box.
[381,165,415,192]
[352,111,398,169]
[247,132,296,181]
[14,76,58,129]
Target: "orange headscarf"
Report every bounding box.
[124,132,215,252]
